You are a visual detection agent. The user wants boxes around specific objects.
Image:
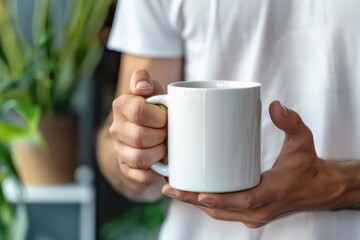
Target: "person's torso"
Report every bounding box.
[159,0,360,239]
[163,0,360,167]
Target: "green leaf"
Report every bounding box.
[0,57,57,114]
[0,100,45,148]
[0,43,8,66]
[32,0,49,48]
[0,0,25,75]
[100,200,167,240]
[0,100,41,130]
[0,143,19,180]
[0,122,32,143]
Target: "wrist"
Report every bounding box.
[328,160,360,210]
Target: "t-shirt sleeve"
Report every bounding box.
[107,0,183,58]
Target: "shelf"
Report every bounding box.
[4,180,94,204]
[3,165,96,240]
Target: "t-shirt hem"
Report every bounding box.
[107,42,183,58]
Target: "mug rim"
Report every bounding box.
[169,80,261,90]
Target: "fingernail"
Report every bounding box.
[200,198,214,207]
[163,188,176,198]
[136,81,152,90]
[281,103,288,117]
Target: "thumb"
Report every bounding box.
[269,100,315,150]
[130,69,154,96]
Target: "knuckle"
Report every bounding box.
[118,162,129,175]
[133,69,150,80]
[131,167,159,186]
[131,149,144,169]
[116,144,142,169]
[136,173,156,186]
[114,95,146,125]
[119,163,154,185]
[244,222,265,229]
[249,209,274,223]
[256,214,272,223]
[205,209,223,221]
[112,96,124,112]
[132,127,145,148]
[304,125,315,141]
[130,98,145,124]
[294,115,304,128]
[176,192,192,204]
[108,122,117,138]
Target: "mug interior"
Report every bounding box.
[170,81,260,89]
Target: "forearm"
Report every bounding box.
[96,114,163,202]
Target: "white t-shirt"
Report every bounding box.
[108,0,360,239]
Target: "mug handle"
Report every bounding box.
[145,94,169,177]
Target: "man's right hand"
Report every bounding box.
[111,69,167,182]
[96,54,182,202]
[100,70,168,201]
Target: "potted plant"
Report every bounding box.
[0,0,112,185]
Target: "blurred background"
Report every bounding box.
[0,0,166,239]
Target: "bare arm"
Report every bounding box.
[96,53,183,202]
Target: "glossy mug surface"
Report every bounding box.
[147,81,261,192]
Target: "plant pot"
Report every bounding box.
[13,115,79,185]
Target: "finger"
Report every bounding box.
[119,163,162,186]
[197,171,276,211]
[130,70,154,96]
[162,183,266,225]
[162,185,272,228]
[115,141,167,169]
[269,100,315,151]
[111,117,166,148]
[269,100,312,138]
[112,94,167,128]
[161,184,267,227]
[162,184,201,204]
[197,206,266,228]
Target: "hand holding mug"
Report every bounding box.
[109,70,167,200]
[163,101,350,228]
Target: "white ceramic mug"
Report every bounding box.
[146,81,261,193]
